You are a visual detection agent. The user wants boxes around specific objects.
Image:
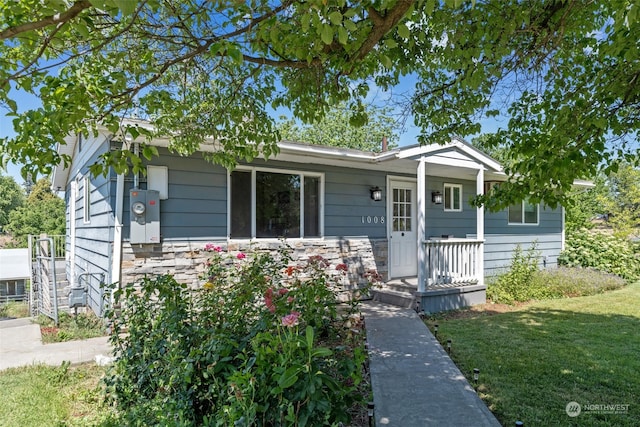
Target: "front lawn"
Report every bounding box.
[0,363,113,427]
[429,282,640,426]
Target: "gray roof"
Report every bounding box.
[0,249,30,281]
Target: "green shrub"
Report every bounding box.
[558,229,640,282]
[487,244,554,304]
[103,246,367,426]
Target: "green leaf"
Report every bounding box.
[278,366,301,389]
[328,11,342,26]
[113,0,137,15]
[321,25,333,45]
[305,326,314,349]
[337,27,348,45]
[397,23,410,39]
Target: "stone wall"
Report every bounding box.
[120,238,388,291]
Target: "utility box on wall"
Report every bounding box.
[130,189,160,244]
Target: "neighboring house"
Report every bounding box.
[51,120,585,315]
[0,248,30,303]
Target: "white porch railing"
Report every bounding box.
[424,238,483,287]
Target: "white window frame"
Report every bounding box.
[508,200,539,225]
[83,175,91,224]
[227,166,324,240]
[443,183,463,212]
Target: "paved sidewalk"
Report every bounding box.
[361,301,501,427]
[0,317,112,371]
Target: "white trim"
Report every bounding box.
[82,176,91,224]
[227,165,325,239]
[69,180,77,286]
[110,173,124,295]
[386,175,419,280]
[443,183,463,212]
[476,168,485,287]
[561,206,566,251]
[507,201,540,225]
[417,159,426,293]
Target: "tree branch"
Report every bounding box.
[0,0,93,40]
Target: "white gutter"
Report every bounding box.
[110,172,125,301]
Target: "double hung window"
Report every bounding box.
[508,200,539,225]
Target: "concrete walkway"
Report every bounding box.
[361,301,501,427]
[0,317,111,371]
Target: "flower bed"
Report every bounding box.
[103,244,375,426]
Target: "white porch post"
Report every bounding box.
[417,157,426,293]
[476,168,485,287]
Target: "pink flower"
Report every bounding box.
[204,243,223,252]
[281,311,300,327]
[214,246,223,253]
[278,288,289,296]
[336,263,348,272]
[236,252,246,260]
[287,296,294,304]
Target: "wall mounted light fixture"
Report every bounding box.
[370,186,382,201]
[432,191,443,204]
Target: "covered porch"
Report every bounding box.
[373,238,487,313]
[375,139,502,312]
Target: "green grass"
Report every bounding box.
[429,282,640,426]
[37,311,107,344]
[0,301,30,318]
[0,363,114,427]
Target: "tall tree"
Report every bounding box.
[606,164,640,238]
[278,102,401,152]
[6,178,65,246]
[0,174,24,231]
[0,1,638,210]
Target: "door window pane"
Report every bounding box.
[393,188,412,232]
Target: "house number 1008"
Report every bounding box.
[361,216,385,224]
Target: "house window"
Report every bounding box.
[443,183,462,211]
[508,200,539,225]
[83,176,91,223]
[230,169,322,238]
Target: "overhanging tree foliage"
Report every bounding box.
[0,0,638,210]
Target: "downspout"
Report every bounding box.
[110,172,124,304]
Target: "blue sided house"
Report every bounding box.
[51,119,582,315]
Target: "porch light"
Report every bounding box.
[370,186,382,201]
[432,191,443,204]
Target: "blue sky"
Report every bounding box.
[0,75,507,185]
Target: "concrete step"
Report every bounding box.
[371,288,416,309]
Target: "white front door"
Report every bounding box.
[388,179,418,278]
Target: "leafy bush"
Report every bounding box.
[487,244,552,304]
[558,229,640,282]
[488,241,628,304]
[103,246,367,426]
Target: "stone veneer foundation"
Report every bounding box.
[121,237,388,294]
